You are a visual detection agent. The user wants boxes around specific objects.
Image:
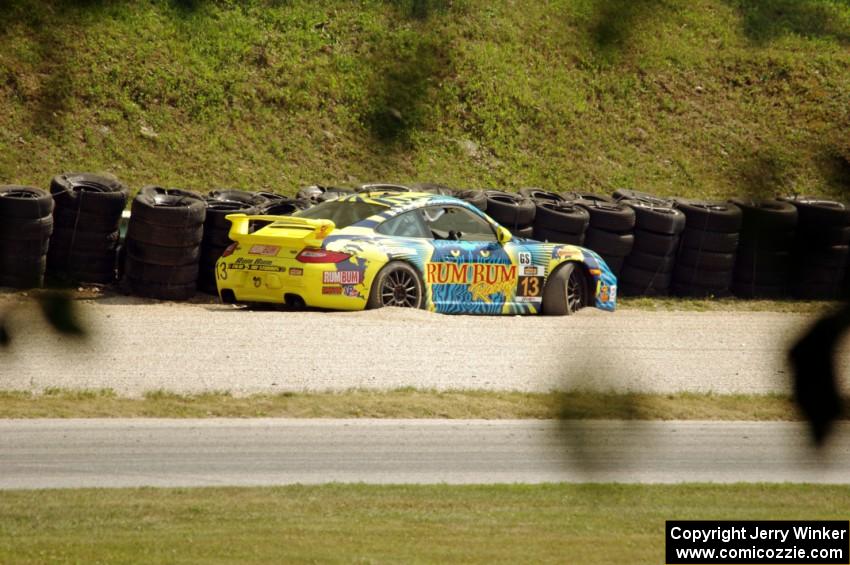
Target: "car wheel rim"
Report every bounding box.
[381,270,419,307]
[566,270,584,313]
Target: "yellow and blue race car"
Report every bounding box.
[215,191,616,315]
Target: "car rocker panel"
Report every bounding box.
[215,192,617,314]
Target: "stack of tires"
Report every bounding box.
[614,190,685,296]
[0,186,54,288]
[123,186,206,300]
[453,189,488,211]
[729,199,798,298]
[296,185,355,203]
[781,196,850,299]
[671,199,742,297]
[258,194,311,216]
[47,173,128,284]
[483,190,535,237]
[198,190,268,294]
[523,189,589,245]
[573,194,635,277]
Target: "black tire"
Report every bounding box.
[576,197,635,233]
[125,257,199,285]
[624,201,685,235]
[357,183,412,193]
[619,264,673,289]
[542,262,588,315]
[0,271,45,289]
[0,238,50,256]
[0,253,47,273]
[632,229,680,256]
[200,245,226,266]
[49,230,119,255]
[127,218,204,247]
[484,190,535,228]
[612,188,673,206]
[780,196,850,226]
[677,248,736,271]
[804,245,850,269]
[0,216,53,240]
[53,207,121,232]
[739,229,796,252]
[50,173,128,217]
[255,191,286,201]
[0,186,54,219]
[367,261,424,309]
[673,265,734,288]
[125,238,201,266]
[533,201,590,233]
[519,188,565,204]
[318,187,357,202]
[734,248,792,270]
[202,226,234,249]
[131,186,206,226]
[600,254,625,276]
[795,225,850,247]
[259,198,311,216]
[674,198,743,233]
[791,281,843,300]
[532,226,585,246]
[584,227,634,256]
[511,225,534,238]
[204,200,258,232]
[733,267,789,286]
[453,189,488,211]
[730,198,798,232]
[624,250,675,272]
[679,227,739,253]
[126,278,197,300]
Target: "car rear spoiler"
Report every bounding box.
[225,214,336,247]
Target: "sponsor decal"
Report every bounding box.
[600,284,611,302]
[426,263,517,303]
[249,244,280,256]
[322,286,342,295]
[289,268,303,276]
[229,257,285,272]
[522,265,541,277]
[322,270,362,285]
[343,285,362,298]
[518,252,532,266]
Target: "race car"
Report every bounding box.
[215,191,617,315]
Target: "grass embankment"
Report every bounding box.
[2,388,845,420]
[1,484,848,563]
[0,1,848,197]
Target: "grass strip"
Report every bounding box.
[1,484,848,564]
[1,388,845,420]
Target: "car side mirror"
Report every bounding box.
[496,226,512,244]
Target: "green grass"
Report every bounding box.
[0,484,847,564]
[618,296,839,313]
[2,388,844,420]
[0,1,848,198]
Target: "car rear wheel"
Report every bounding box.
[367,261,424,309]
[542,262,588,315]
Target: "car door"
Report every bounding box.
[420,205,523,314]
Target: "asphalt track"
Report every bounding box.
[2,299,847,395]
[1,419,848,488]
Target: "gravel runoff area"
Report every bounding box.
[1,296,849,396]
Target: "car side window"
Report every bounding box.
[376,210,431,238]
[421,206,497,242]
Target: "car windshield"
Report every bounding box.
[294,200,386,229]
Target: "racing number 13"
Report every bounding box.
[520,276,539,296]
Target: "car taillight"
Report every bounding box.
[296,248,351,263]
[221,243,239,257]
